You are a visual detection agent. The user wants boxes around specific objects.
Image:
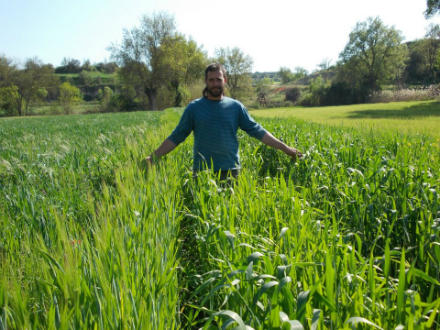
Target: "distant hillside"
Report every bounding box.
[252,71,280,82]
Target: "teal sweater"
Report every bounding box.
[168,97,267,171]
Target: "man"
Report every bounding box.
[144,63,302,179]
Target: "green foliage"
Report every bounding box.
[338,17,408,94]
[405,25,440,85]
[299,76,330,106]
[58,82,81,114]
[0,108,439,328]
[284,87,301,103]
[111,12,207,110]
[278,67,309,84]
[425,0,440,17]
[98,86,114,112]
[1,58,59,116]
[216,47,254,99]
[55,57,82,74]
[159,34,207,106]
[278,67,294,84]
[0,85,20,116]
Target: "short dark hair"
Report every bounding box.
[204,63,227,81]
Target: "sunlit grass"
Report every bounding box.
[252,100,440,138]
[0,108,439,328]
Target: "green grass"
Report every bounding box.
[56,72,117,80]
[0,106,439,328]
[252,100,440,138]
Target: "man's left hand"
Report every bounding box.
[285,146,303,160]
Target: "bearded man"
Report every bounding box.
[144,63,302,179]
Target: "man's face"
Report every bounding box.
[205,70,226,99]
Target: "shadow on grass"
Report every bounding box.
[346,101,440,119]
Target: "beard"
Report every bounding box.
[206,86,224,98]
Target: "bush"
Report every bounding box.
[58,82,81,114]
[321,81,362,105]
[284,87,301,103]
[107,93,138,112]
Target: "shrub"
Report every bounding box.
[284,87,301,103]
[58,82,81,114]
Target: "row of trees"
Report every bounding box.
[54,58,118,74]
[108,12,255,110]
[1,1,440,116]
[0,12,256,115]
[0,57,58,116]
[277,18,440,106]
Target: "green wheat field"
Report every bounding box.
[1,101,439,329]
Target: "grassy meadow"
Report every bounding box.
[252,100,440,138]
[0,102,439,329]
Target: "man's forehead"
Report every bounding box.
[206,70,225,79]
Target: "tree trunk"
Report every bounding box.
[16,96,23,116]
[146,88,157,110]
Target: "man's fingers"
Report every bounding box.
[139,157,154,172]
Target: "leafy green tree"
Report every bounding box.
[55,58,82,74]
[158,34,207,106]
[278,67,294,84]
[0,56,16,86]
[14,58,59,115]
[81,59,94,72]
[95,62,118,74]
[292,67,309,80]
[0,85,20,116]
[278,67,308,84]
[426,0,440,17]
[255,77,272,97]
[300,76,330,106]
[110,12,176,109]
[338,17,407,96]
[58,82,81,114]
[215,47,253,99]
[98,86,114,112]
[425,24,440,83]
[0,56,58,116]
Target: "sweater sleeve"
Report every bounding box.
[238,105,267,140]
[167,106,194,145]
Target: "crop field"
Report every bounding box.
[254,100,440,138]
[0,104,439,329]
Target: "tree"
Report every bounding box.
[215,47,253,99]
[8,58,58,116]
[255,77,272,97]
[317,58,332,71]
[95,62,118,74]
[0,85,20,116]
[110,12,176,110]
[278,67,294,84]
[158,34,207,106]
[426,0,440,17]
[338,17,407,96]
[424,24,440,83]
[58,82,81,114]
[55,58,82,74]
[0,56,16,87]
[292,67,309,81]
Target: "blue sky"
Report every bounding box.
[1,0,439,72]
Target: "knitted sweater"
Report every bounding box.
[168,96,267,171]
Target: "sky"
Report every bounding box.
[1,0,440,73]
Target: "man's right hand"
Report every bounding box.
[140,156,154,172]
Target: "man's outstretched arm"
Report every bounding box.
[261,132,303,160]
